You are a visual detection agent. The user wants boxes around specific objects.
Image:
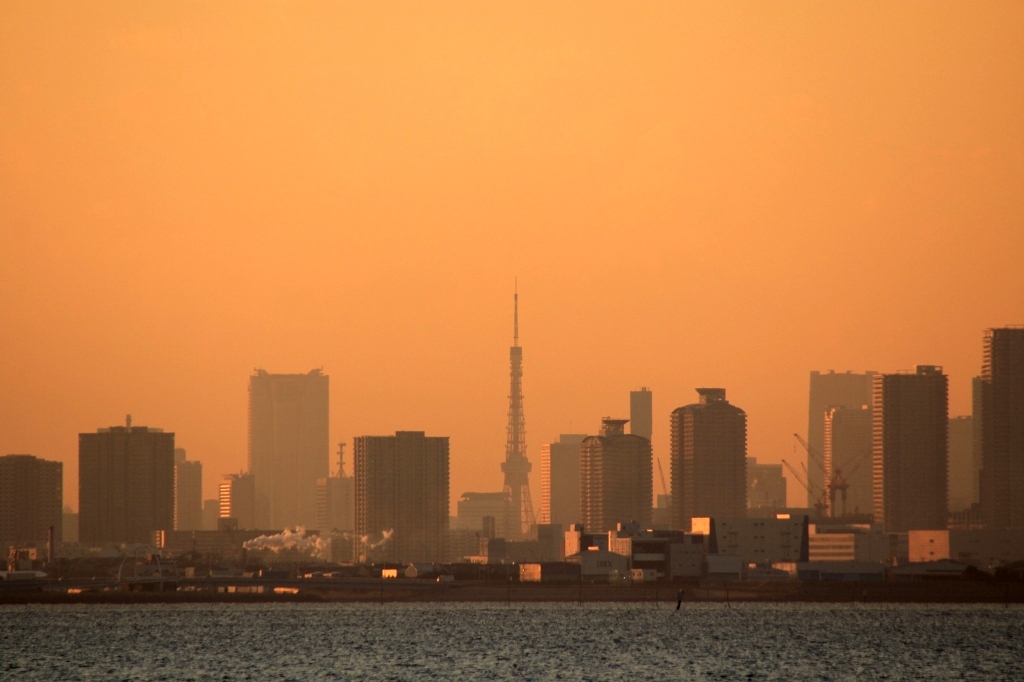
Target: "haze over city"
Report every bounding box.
[2,2,1022,514]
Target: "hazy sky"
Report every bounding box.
[2,2,1022,512]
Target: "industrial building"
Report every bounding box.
[872,366,949,533]
[354,431,449,564]
[580,418,653,532]
[807,371,875,508]
[699,515,809,565]
[539,434,587,527]
[248,368,329,530]
[908,529,1024,569]
[0,454,62,557]
[979,327,1024,529]
[671,388,747,527]
[173,448,203,531]
[807,523,888,563]
[79,419,174,544]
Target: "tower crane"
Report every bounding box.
[794,433,848,518]
[781,459,828,519]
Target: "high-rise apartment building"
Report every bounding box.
[0,455,62,555]
[873,366,949,533]
[354,431,449,563]
[823,405,873,517]
[807,371,875,507]
[173,448,203,531]
[630,388,653,440]
[248,369,329,530]
[580,419,652,533]
[315,476,354,534]
[79,420,174,544]
[539,433,587,527]
[746,457,787,511]
[671,388,747,527]
[218,473,256,529]
[948,416,975,513]
[979,328,1024,529]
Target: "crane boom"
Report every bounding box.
[656,457,669,498]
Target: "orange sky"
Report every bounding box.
[2,2,1022,513]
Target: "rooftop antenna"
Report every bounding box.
[337,442,347,478]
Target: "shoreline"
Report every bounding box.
[2,581,1022,605]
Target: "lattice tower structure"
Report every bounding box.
[501,287,535,539]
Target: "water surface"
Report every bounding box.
[2,602,1021,680]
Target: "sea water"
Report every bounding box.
[2,602,1022,680]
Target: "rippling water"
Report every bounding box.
[2,602,1022,680]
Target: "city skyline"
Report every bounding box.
[2,3,1022,515]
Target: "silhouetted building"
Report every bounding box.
[808,371,875,507]
[79,420,174,544]
[580,418,652,533]
[219,473,255,530]
[62,506,79,543]
[201,498,219,531]
[630,388,653,440]
[823,405,873,517]
[354,431,449,563]
[873,366,948,533]
[0,454,62,556]
[173,448,203,531]
[455,491,510,533]
[248,368,329,530]
[948,416,975,513]
[671,389,747,527]
[316,475,354,533]
[539,433,587,527]
[980,328,1024,529]
[746,457,787,511]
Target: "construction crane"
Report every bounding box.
[656,457,669,498]
[794,433,848,518]
[781,459,828,519]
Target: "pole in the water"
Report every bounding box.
[676,589,684,610]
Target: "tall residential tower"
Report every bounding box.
[872,366,949,533]
[979,327,1024,529]
[248,369,329,530]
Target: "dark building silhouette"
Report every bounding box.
[948,416,975,513]
[248,368,329,530]
[746,457,787,511]
[807,371,875,507]
[173,448,202,531]
[79,420,174,544]
[0,454,62,556]
[580,418,652,533]
[539,433,587,527]
[354,431,449,563]
[980,328,1024,529]
[218,472,255,530]
[671,388,747,527]
[823,405,873,517]
[873,366,949,533]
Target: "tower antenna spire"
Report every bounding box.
[514,278,519,347]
